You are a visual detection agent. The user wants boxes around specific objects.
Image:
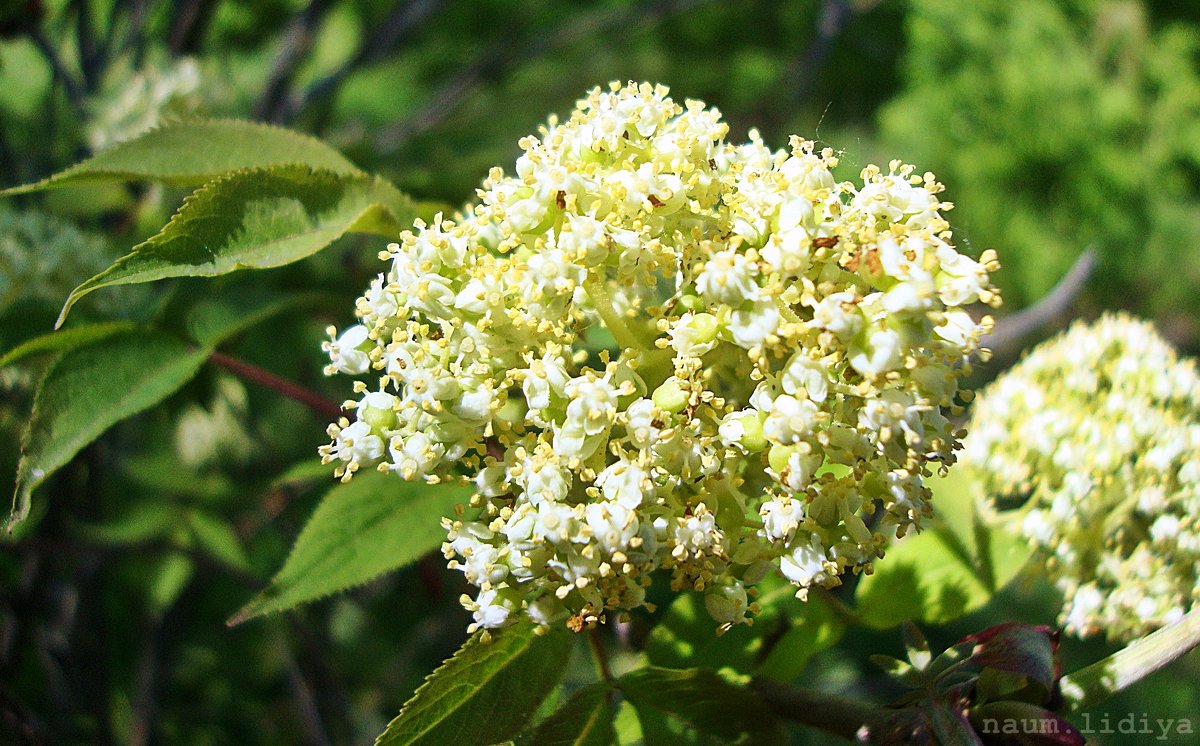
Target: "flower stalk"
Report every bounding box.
[1060,604,1200,714]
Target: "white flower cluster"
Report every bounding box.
[321,82,998,633]
[966,314,1200,641]
[88,57,204,152]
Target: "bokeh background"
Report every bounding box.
[2,0,1199,743]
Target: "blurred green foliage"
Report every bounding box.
[1,1,1198,743]
[882,0,1200,318]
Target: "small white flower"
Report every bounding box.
[326,325,371,375]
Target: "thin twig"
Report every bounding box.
[278,629,333,746]
[28,28,87,117]
[586,626,615,683]
[167,0,217,56]
[782,0,854,105]
[982,247,1097,357]
[285,0,446,123]
[255,0,336,122]
[752,676,889,741]
[128,616,165,746]
[119,0,153,64]
[73,0,101,92]
[376,0,716,152]
[207,351,343,421]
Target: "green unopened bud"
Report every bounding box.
[360,393,398,431]
[496,397,527,426]
[768,443,797,474]
[689,312,719,343]
[737,413,767,452]
[652,379,689,413]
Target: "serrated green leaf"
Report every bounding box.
[0,321,134,368]
[57,165,413,327]
[376,624,573,746]
[617,666,784,744]
[229,470,471,624]
[520,682,614,746]
[3,119,362,194]
[7,331,208,531]
[184,288,330,348]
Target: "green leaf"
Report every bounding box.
[931,469,1029,594]
[75,499,179,545]
[148,552,194,615]
[903,621,933,671]
[520,682,614,746]
[229,470,471,624]
[376,624,573,746]
[0,321,134,368]
[617,666,784,744]
[754,592,844,681]
[184,287,329,348]
[270,458,338,489]
[7,331,208,531]
[57,165,413,327]
[854,470,1033,629]
[855,525,992,629]
[647,575,843,680]
[2,119,362,194]
[925,699,983,746]
[187,510,251,572]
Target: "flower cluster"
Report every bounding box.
[321,82,998,633]
[87,57,205,152]
[966,314,1200,641]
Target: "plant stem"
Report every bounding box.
[583,275,651,353]
[586,626,614,683]
[751,677,890,741]
[1059,604,1200,714]
[208,351,343,421]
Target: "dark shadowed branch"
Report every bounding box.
[283,0,447,124]
[982,247,1097,358]
[375,0,717,153]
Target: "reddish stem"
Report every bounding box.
[208,351,343,421]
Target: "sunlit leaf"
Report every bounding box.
[7,331,208,530]
[617,666,783,744]
[2,119,362,194]
[229,470,472,624]
[647,575,843,681]
[57,165,412,326]
[376,624,573,746]
[854,470,1033,629]
[0,321,134,368]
